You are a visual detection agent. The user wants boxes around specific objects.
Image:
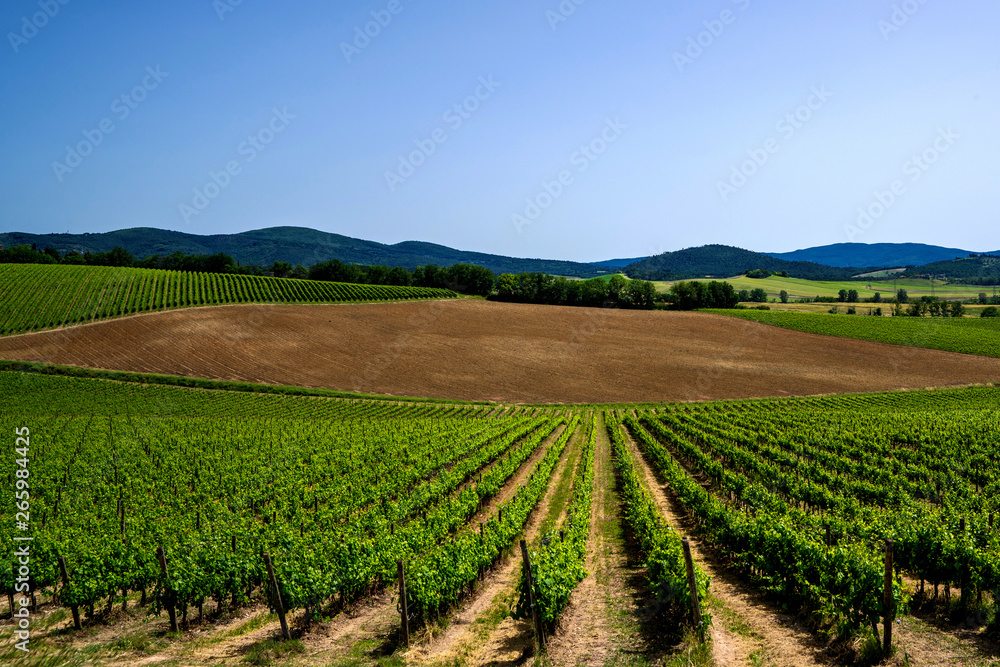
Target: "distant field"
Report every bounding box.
[0,264,456,336]
[654,275,992,301]
[708,308,1000,358]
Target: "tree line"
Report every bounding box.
[491,273,657,309]
[0,243,667,307]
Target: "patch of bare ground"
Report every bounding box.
[2,591,275,667]
[620,425,831,667]
[543,412,620,666]
[3,300,1000,403]
[407,421,582,666]
[879,591,1000,666]
[884,614,998,667]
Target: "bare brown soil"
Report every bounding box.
[1,300,998,404]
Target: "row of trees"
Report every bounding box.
[492,273,657,309]
[666,281,740,310]
[0,243,263,274]
[304,259,496,296]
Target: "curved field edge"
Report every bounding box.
[0,263,458,337]
[1,359,999,412]
[706,308,1000,358]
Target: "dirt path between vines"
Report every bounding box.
[621,425,830,667]
[542,412,622,666]
[408,421,582,666]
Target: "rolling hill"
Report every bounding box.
[4,227,998,282]
[0,227,612,278]
[765,242,998,268]
[624,245,867,281]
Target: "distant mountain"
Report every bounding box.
[625,245,866,281]
[765,243,988,269]
[588,257,647,269]
[0,227,613,278]
[901,255,1000,282]
[5,227,997,282]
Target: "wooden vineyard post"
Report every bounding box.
[397,560,409,647]
[263,553,290,640]
[156,546,178,633]
[959,518,968,611]
[883,539,894,656]
[682,537,704,641]
[519,540,545,653]
[57,556,82,630]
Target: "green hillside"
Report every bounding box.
[625,244,866,281]
[0,264,456,336]
[901,255,1000,282]
[0,227,611,278]
[708,309,1000,358]
[702,275,989,301]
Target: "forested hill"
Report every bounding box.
[0,227,612,278]
[625,245,867,281]
[900,255,1000,283]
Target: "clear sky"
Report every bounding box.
[1,0,997,261]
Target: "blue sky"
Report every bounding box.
[1,0,997,261]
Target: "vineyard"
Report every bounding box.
[0,264,457,336]
[712,308,1000,359]
[2,371,1000,665]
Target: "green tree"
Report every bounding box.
[979,292,988,305]
[981,306,999,318]
[0,244,56,264]
[872,292,881,303]
[445,263,495,296]
[272,261,293,278]
[896,288,909,304]
[749,288,768,303]
[847,289,859,303]
[838,289,848,302]
[950,301,966,318]
[606,274,629,304]
[494,273,520,301]
[104,246,136,267]
[779,290,789,304]
[625,280,657,309]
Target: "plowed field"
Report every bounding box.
[0,299,996,403]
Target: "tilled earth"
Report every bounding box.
[0,299,997,403]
